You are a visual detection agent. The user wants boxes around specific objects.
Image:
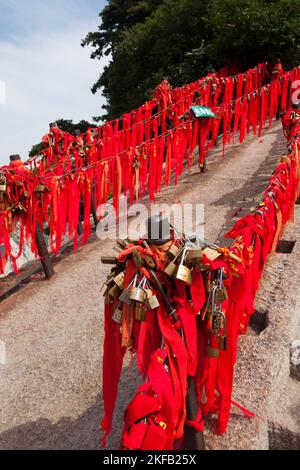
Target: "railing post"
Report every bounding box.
[35,222,55,279]
[184,377,206,450]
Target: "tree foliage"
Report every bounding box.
[84,0,300,120]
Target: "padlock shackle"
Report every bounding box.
[179,246,192,264]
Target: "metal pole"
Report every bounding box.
[184,377,206,450]
[35,222,55,279]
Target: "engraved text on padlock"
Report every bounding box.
[176,248,192,285]
[112,307,123,324]
[130,287,145,303]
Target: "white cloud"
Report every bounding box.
[0,1,108,165]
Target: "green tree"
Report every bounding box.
[84,0,300,120]
[82,0,164,61]
[206,0,300,69]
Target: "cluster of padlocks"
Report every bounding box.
[101,225,234,356]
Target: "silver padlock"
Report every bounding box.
[176,247,192,285]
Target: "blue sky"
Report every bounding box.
[0,0,108,165]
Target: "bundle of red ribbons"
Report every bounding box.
[0,62,299,274]
[100,113,300,450]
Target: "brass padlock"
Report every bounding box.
[134,303,146,321]
[206,345,219,358]
[144,255,156,269]
[114,271,125,289]
[168,243,180,258]
[168,238,184,258]
[132,249,144,268]
[164,247,183,277]
[108,283,122,300]
[34,184,46,193]
[211,310,222,336]
[0,173,7,192]
[104,294,114,305]
[219,335,227,351]
[119,277,136,304]
[130,276,146,303]
[218,311,227,349]
[215,287,227,304]
[112,302,123,324]
[176,248,192,285]
[146,291,160,310]
[105,271,116,286]
[130,287,145,303]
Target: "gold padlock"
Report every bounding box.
[129,276,146,303]
[147,292,160,310]
[104,294,114,305]
[114,271,125,289]
[144,255,156,269]
[134,303,146,321]
[108,283,122,300]
[164,248,183,277]
[0,173,7,192]
[219,335,227,351]
[130,286,146,303]
[168,242,181,259]
[132,249,144,268]
[206,345,220,358]
[112,303,123,324]
[34,184,46,193]
[176,248,192,285]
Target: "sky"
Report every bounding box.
[0,0,108,165]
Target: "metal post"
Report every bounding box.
[35,222,55,279]
[91,187,98,227]
[184,377,206,450]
